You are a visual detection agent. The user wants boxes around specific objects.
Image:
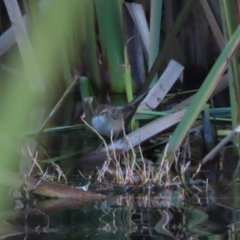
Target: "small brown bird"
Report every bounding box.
[82,92,147,137]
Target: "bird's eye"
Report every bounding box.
[100,110,107,115]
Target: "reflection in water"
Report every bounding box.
[0,186,238,239]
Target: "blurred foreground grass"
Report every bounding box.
[0,0,83,208]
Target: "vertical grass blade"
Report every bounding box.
[139,0,196,93]
[94,0,125,92]
[125,3,150,60]
[200,0,224,50]
[84,0,101,88]
[220,0,240,137]
[4,0,45,92]
[149,0,162,86]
